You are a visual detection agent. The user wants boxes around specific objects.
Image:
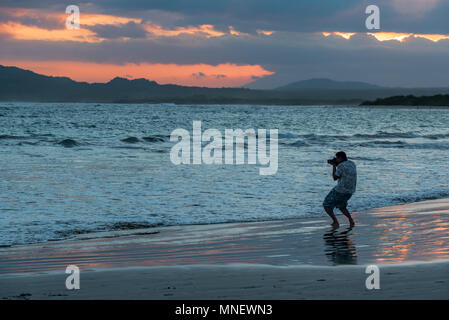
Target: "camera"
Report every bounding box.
[327,157,337,165]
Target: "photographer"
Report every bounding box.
[323,151,357,228]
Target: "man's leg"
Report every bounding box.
[339,207,355,226]
[323,206,339,228]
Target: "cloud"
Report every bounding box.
[391,0,440,15]
[192,71,206,79]
[2,2,449,88]
[0,7,255,42]
[143,23,226,38]
[0,9,145,42]
[323,31,449,42]
[0,7,63,29]
[0,21,102,42]
[88,21,147,39]
[1,0,449,34]
[3,30,449,88]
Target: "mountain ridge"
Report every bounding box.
[2,65,449,105]
[275,78,383,90]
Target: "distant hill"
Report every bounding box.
[2,65,449,105]
[276,78,382,90]
[361,94,449,107]
[0,65,262,103]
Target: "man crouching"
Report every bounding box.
[323,151,357,228]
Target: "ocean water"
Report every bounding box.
[1,102,449,246]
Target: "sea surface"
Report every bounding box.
[1,102,449,246]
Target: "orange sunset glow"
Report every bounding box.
[374,32,449,42]
[0,21,103,42]
[0,60,274,87]
[322,32,355,40]
[322,31,449,42]
[0,6,275,86]
[143,23,226,38]
[0,7,252,42]
[0,21,233,42]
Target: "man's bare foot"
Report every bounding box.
[331,221,339,228]
[349,219,355,227]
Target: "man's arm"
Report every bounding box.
[332,165,340,181]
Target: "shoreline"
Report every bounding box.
[4,101,449,109]
[1,198,449,299]
[2,198,449,271]
[3,195,449,249]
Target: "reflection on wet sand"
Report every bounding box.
[370,199,449,263]
[323,227,357,265]
[0,198,449,273]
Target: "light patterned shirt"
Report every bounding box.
[334,160,357,194]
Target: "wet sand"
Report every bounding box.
[1,262,448,299]
[1,198,449,299]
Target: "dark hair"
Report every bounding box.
[336,151,347,161]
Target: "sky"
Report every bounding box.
[1,0,449,88]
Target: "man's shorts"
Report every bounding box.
[323,189,352,209]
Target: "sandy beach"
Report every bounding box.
[1,198,449,300]
[1,262,448,300]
